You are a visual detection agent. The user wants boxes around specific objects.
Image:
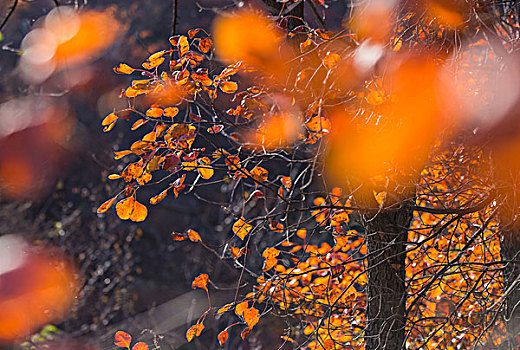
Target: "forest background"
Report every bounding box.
[2,0,520,350]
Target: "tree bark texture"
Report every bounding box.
[362,205,412,350]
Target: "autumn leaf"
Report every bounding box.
[217,330,229,346]
[233,217,252,240]
[187,229,202,242]
[131,119,148,131]
[192,273,209,291]
[130,200,148,222]
[198,157,214,179]
[97,196,117,214]
[114,330,132,348]
[116,197,148,222]
[217,302,233,316]
[171,232,187,241]
[235,301,248,317]
[219,81,238,94]
[207,125,224,134]
[163,107,179,118]
[178,35,189,58]
[322,52,340,69]
[150,189,168,205]
[243,307,260,328]
[114,63,135,74]
[198,37,213,53]
[262,247,279,271]
[240,326,252,340]
[132,342,148,350]
[186,323,204,342]
[146,107,163,118]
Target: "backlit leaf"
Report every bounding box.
[217,302,233,315]
[323,52,340,69]
[219,81,238,94]
[129,200,148,222]
[163,107,179,118]
[187,229,202,242]
[243,307,260,328]
[97,196,117,214]
[192,273,209,291]
[235,301,248,317]
[186,323,204,342]
[233,217,252,240]
[150,189,168,205]
[116,197,135,220]
[131,119,148,130]
[114,330,132,348]
[132,342,148,350]
[198,37,213,53]
[114,63,135,74]
[146,107,163,118]
[217,330,229,346]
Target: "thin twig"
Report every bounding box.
[0,0,18,32]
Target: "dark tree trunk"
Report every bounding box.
[357,190,413,350]
[498,194,520,350]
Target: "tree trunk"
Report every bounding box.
[498,196,520,350]
[357,190,413,350]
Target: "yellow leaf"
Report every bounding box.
[113,63,135,74]
[233,217,252,240]
[131,119,148,130]
[142,57,165,69]
[219,81,238,94]
[130,200,148,222]
[116,197,135,220]
[198,158,214,179]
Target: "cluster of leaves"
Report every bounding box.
[98,1,520,349]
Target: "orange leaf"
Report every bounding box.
[305,116,332,133]
[132,342,148,350]
[240,326,252,340]
[217,330,229,346]
[192,273,209,291]
[116,197,135,220]
[150,189,168,205]
[262,247,279,271]
[114,63,135,74]
[114,330,132,348]
[142,57,165,69]
[108,174,121,180]
[131,119,148,131]
[115,150,132,159]
[243,308,260,328]
[322,52,340,69]
[198,37,213,53]
[217,302,233,316]
[250,166,268,182]
[198,158,214,179]
[178,35,189,58]
[102,112,117,126]
[171,232,187,241]
[207,125,223,134]
[235,301,248,317]
[186,323,204,342]
[187,229,202,242]
[146,107,163,118]
[219,81,238,94]
[233,217,252,240]
[97,196,117,214]
[188,28,202,39]
[130,200,148,222]
[163,107,179,118]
